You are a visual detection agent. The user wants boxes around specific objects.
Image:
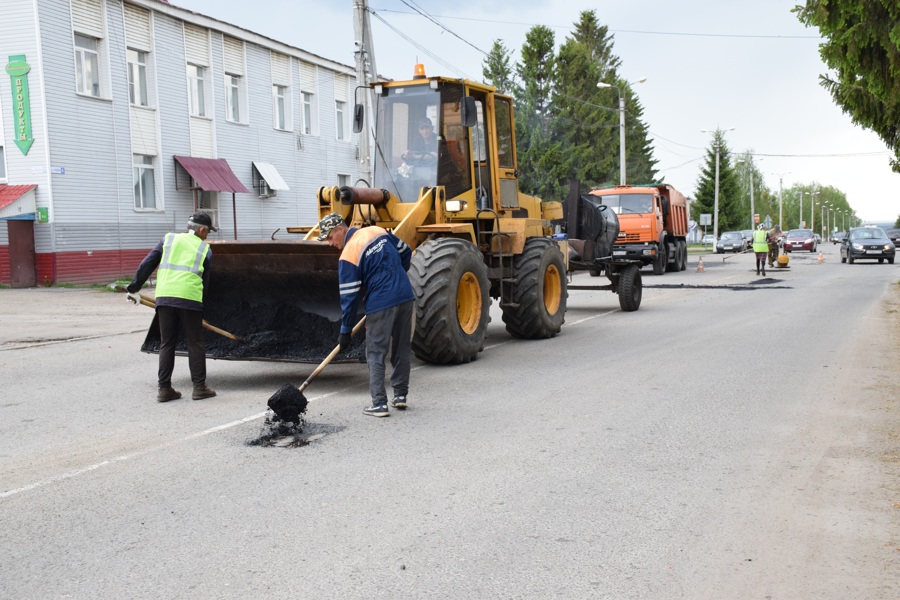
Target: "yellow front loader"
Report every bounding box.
[142,72,568,365]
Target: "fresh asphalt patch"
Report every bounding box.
[644,279,792,291]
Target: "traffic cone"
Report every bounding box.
[696,257,705,273]
[817,251,824,263]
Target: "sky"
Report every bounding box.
[173,0,899,224]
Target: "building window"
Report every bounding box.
[302,91,314,135]
[127,49,149,106]
[74,34,100,97]
[273,85,287,130]
[225,74,241,122]
[187,64,206,117]
[335,100,346,141]
[133,155,156,209]
[337,173,349,187]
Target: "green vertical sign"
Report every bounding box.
[6,55,34,155]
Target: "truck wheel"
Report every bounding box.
[678,241,687,271]
[618,264,642,312]
[408,238,490,364]
[501,238,567,339]
[652,243,667,275]
[666,241,678,272]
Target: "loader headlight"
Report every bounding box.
[445,199,467,213]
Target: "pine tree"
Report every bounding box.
[693,130,741,233]
[482,40,514,95]
[513,25,564,199]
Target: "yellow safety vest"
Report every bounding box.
[752,229,768,253]
[156,232,210,302]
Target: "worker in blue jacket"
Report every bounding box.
[317,213,415,417]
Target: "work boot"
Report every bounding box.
[157,387,182,403]
[192,383,217,400]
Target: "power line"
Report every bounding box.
[372,8,819,39]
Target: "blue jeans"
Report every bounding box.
[365,301,413,405]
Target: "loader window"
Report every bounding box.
[372,84,441,202]
[495,97,514,169]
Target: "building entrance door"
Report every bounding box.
[7,220,37,288]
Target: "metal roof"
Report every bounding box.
[173,156,249,194]
[252,161,289,191]
[0,184,37,219]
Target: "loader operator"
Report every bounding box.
[318,212,415,418]
[397,117,439,200]
[126,212,218,403]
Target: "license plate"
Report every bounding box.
[866,249,881,254]
[724,245,733,249]
[613,250,626,256]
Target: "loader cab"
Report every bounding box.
[370,78,519,210]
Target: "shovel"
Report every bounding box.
[267,316,367,423]
[136,292,250,344]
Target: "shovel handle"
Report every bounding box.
[297,316,367,394]
[137,292,249,344]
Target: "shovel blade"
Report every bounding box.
[267,383,308,423]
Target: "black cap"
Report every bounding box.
[418,118,433,129]
[189,212,218,232]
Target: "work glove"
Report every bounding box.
[338,332,351,352]
[126,292,141,305]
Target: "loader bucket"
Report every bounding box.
[140,240,366,363]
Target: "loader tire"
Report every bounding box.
[409,238,490,365]
[618,264,642,312]
[501,238,567,339]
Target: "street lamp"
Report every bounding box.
[811,190,819,234]
[700,127,736,240]
[597,76,647,185]
[770,172,790,230]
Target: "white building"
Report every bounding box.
[0,0,360,286]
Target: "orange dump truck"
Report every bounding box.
[585,184,689,275]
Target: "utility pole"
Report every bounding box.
[353,0,378,184]
[798,191,803,228]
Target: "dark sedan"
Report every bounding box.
[783,228,817,253]
[840,227,895,264]
[716,231,747,253]
[885,228,900,247]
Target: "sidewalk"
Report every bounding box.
[0,287,152,350]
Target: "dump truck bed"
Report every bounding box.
[140,239,366,363]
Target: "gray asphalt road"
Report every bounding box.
[1,245,897,599]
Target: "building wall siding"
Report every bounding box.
[2,0,361,285]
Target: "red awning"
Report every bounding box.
[0,184,37,211]
[173,156,249,194]
[0,184,38,219]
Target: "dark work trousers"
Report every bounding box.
[156,306,206,388]
[768,243,779,266]
[365,300,414,406]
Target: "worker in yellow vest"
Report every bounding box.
[126,212,217,402]
[752,225,769,276]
